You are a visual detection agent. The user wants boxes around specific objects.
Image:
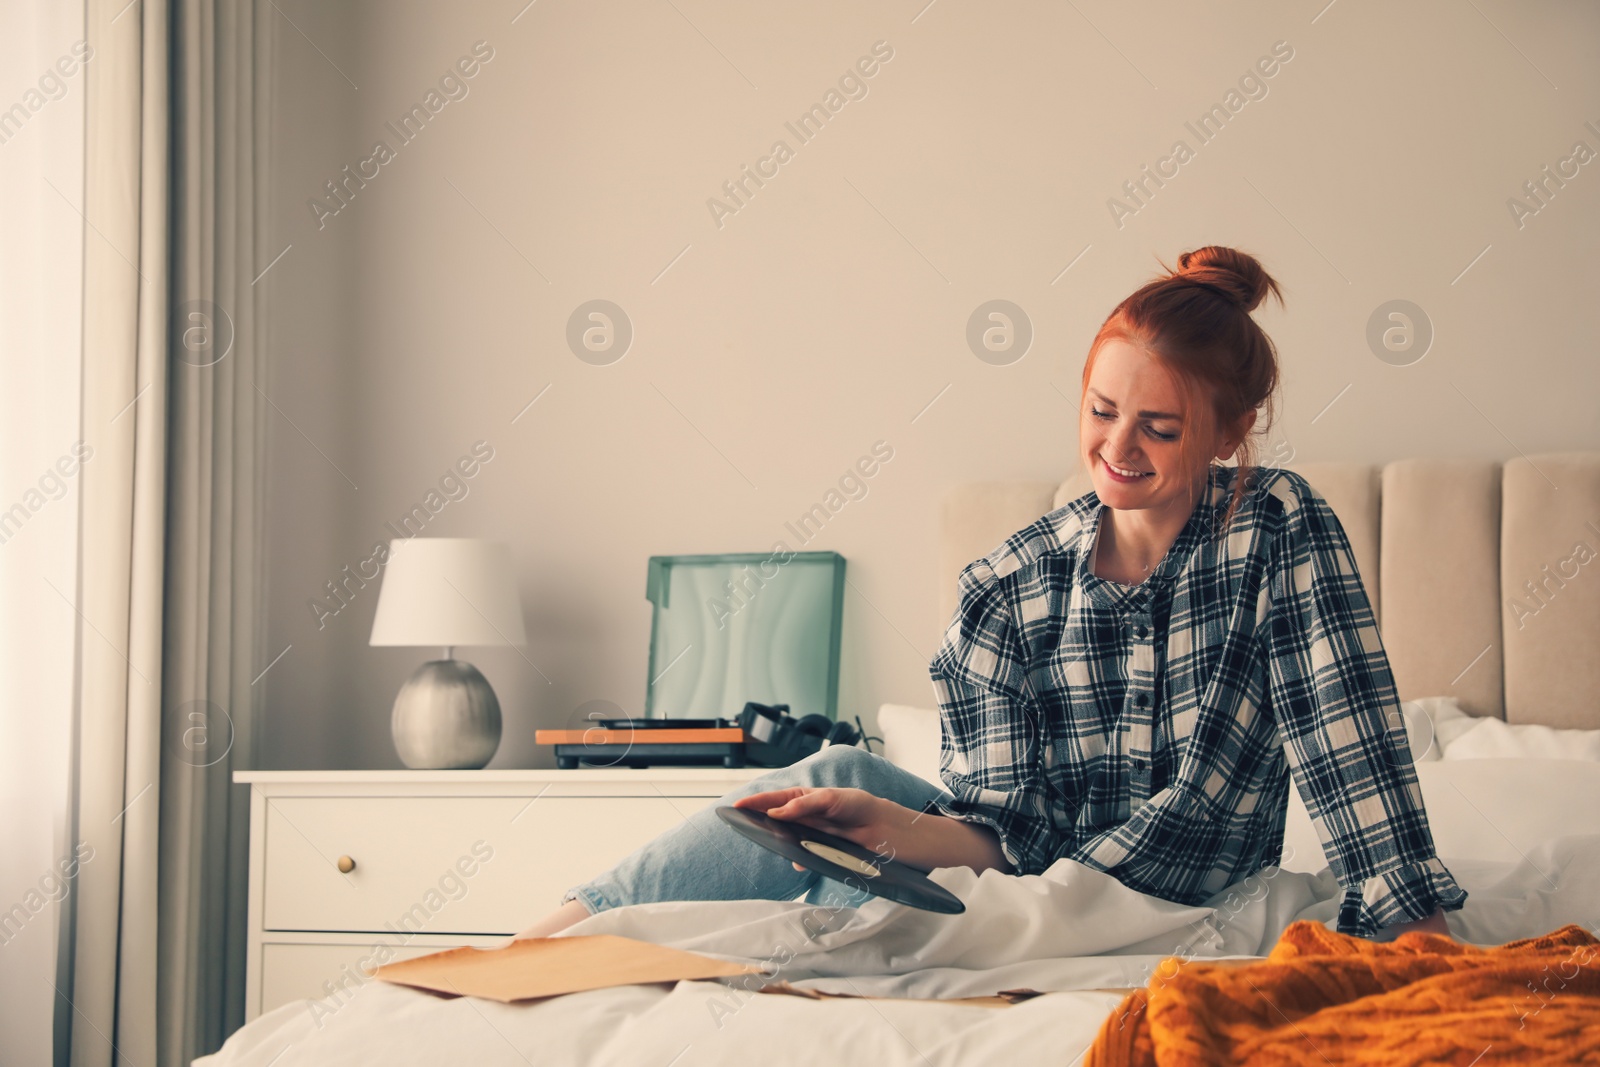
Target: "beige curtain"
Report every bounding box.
[67,1,170,1065]
[158,0,270,1061]
[64,1,267,1064]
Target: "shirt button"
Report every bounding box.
[1135,693,1149,708]
[1136,625,1149,639]
[1132,759,1147,771]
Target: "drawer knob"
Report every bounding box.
[336,855,356,874]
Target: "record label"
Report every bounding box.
[800,840,880,878]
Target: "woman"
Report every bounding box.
[521,246,1465,941]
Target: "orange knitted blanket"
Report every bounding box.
[1085,920,1600,1066]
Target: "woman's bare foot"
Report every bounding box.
[513,898,593,940]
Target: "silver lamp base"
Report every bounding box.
[390,659,502,770]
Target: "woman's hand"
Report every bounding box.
[1378,908,1452,941]
[733,787,902,859]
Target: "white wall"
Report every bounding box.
[258,0,1600,770]
[0,2,85,1060]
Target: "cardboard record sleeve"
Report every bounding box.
[374,935,760,1002]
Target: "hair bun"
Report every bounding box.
[1174,246,1281,314]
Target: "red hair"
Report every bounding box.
[1081,246,1283,532]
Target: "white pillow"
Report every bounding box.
[1282,757,1600,872]
[1396,697,1445,761]
[1281,697,1600,872]
[1418,696,1600,762]
[875,703,943,789]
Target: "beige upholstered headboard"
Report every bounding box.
[939,453,1600,729]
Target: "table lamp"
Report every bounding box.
[369,538,527,769]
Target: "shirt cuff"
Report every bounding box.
[1337,856,1469,937]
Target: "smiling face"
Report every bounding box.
[1079,338,1230,518]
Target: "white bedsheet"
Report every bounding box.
[198,832,1600,1067]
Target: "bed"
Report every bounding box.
[199,453,1600,1066]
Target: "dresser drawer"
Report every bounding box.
[263,795,710,934]
[261,941,466,1017]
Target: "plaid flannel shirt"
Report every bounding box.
[929,464,1466,937]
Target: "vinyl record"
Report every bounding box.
[716,806,965,914]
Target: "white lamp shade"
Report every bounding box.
[369,539,527,648]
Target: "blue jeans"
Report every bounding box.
[565,746,951,913]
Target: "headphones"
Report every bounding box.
[736,701,870,767]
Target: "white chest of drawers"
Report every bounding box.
[235,768,762,1022]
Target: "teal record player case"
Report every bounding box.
[643,551,846,721]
